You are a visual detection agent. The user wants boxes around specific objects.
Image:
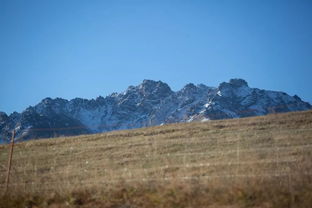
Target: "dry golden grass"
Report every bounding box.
[1,110,312,207]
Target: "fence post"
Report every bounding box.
[236,137,240,176]
[5,130,15,194]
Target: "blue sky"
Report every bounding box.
[1,0,312,114]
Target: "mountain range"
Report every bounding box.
[0,78,311,143]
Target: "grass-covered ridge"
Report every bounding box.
[1,110,312,208]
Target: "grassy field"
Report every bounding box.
[1,110,312,208]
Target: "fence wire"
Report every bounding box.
[1,109,312,193]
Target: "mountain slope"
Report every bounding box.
[0,78,311,142]
[1,110,312,208]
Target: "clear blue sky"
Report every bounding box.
[1,0,312,114]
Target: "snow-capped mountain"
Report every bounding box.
[0,79,311,143]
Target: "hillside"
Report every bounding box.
[1,78,311,142]
[1,110,312,208]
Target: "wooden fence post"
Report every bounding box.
[5,130,15,194]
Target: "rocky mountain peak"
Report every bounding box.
[0,112,8,125]
[219,78,248,90]
[0,111,8,119]
[217,79,251,98]
[39,97,68,107]
[95,96,105,104]
[0,78,310,143]
[179,83,200,96]
[293,95,302,101]
[229,78,248,87]
[139,80,173,98]
[183,83,197,90]
[9,112,20,120]
[42,97,53,104]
